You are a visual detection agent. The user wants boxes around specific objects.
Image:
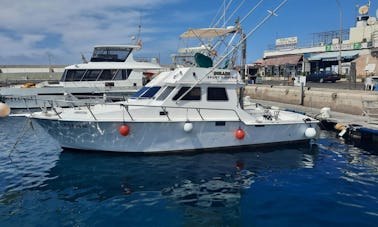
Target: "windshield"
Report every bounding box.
[90,47,132,62]
[131,86,161,99]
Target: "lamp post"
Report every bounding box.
[335,0,345,87]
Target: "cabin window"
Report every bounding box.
[98,69,117,81]
[173,87,201,101]
[90,47,132,62]
[207,87,228,101]
[131,86,149,98]
[62,69,86,82]
[141,86,161,98]
[156,86,174,101]
[130,86,160,99]
[81,70,101,81]
[113,69,132,80]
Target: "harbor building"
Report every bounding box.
[253,4,378,82]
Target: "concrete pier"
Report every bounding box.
[246,86,378,143]
[245,84,378,115]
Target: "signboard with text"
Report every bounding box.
[275,37,298,50]
[325,42,362,51]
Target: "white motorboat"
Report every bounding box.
[29,56,318,153]
[28,0,318,153]
[0,45,161,111]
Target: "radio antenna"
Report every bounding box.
[135,13,142,46]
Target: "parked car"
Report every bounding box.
[364,75,378,90]
[306,71,341,83]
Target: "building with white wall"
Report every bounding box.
[254,4,378,80]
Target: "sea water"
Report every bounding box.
[0,117,377,226]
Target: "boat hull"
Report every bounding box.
[32,118,318,153]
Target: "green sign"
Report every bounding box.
[353,43,361,49]
[325,45,332,51]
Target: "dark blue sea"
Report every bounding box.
[0,116,377,226]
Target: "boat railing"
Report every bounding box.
[5,94,109,114]
[41,98,245,123]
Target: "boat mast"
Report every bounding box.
[176,0,288,104]
[238,18,246,109]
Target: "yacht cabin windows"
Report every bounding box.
[173,87,201,101]
[141,86,161,98]
[131,87,149,98]
[131,86,161,99]
[81,70,101,81]
[90,47,132,62]
[63,70,86,81]
[113,69,131,80]
[61,69,133,82]
[98,69,118,81]
[207,87,228,101]
[156,86,174,101]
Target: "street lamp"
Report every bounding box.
[335,0,342,79]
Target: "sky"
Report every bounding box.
[0,0,377,66]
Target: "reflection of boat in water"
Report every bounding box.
[0,45,161,112]
[39,145,317,206]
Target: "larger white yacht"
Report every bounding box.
[0,45,161,111]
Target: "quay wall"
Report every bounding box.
[245,85,378,115]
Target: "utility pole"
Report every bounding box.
[335,0,345,88]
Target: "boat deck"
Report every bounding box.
[251,99,378,139]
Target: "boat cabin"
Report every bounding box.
[59,45,159,83]
[129,66,243,109]
[60,69,132,82]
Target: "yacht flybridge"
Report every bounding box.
[0,45,161,111]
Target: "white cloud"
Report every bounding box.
[0,0,184,65]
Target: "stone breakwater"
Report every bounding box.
[245,85,378,115]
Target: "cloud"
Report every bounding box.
[0,0,184,65]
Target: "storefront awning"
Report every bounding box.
[262,55,302,66]
[307,50,360,61]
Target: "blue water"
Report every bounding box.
[0,117,377,226]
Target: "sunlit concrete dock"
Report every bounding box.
[249,94,378,142]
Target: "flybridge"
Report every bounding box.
[90,45,141,62]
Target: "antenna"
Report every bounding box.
[134,12,142,45]
[81,53,88,63]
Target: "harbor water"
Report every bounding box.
[0,116,377,226]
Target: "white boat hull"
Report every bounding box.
[32,118,318,153]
